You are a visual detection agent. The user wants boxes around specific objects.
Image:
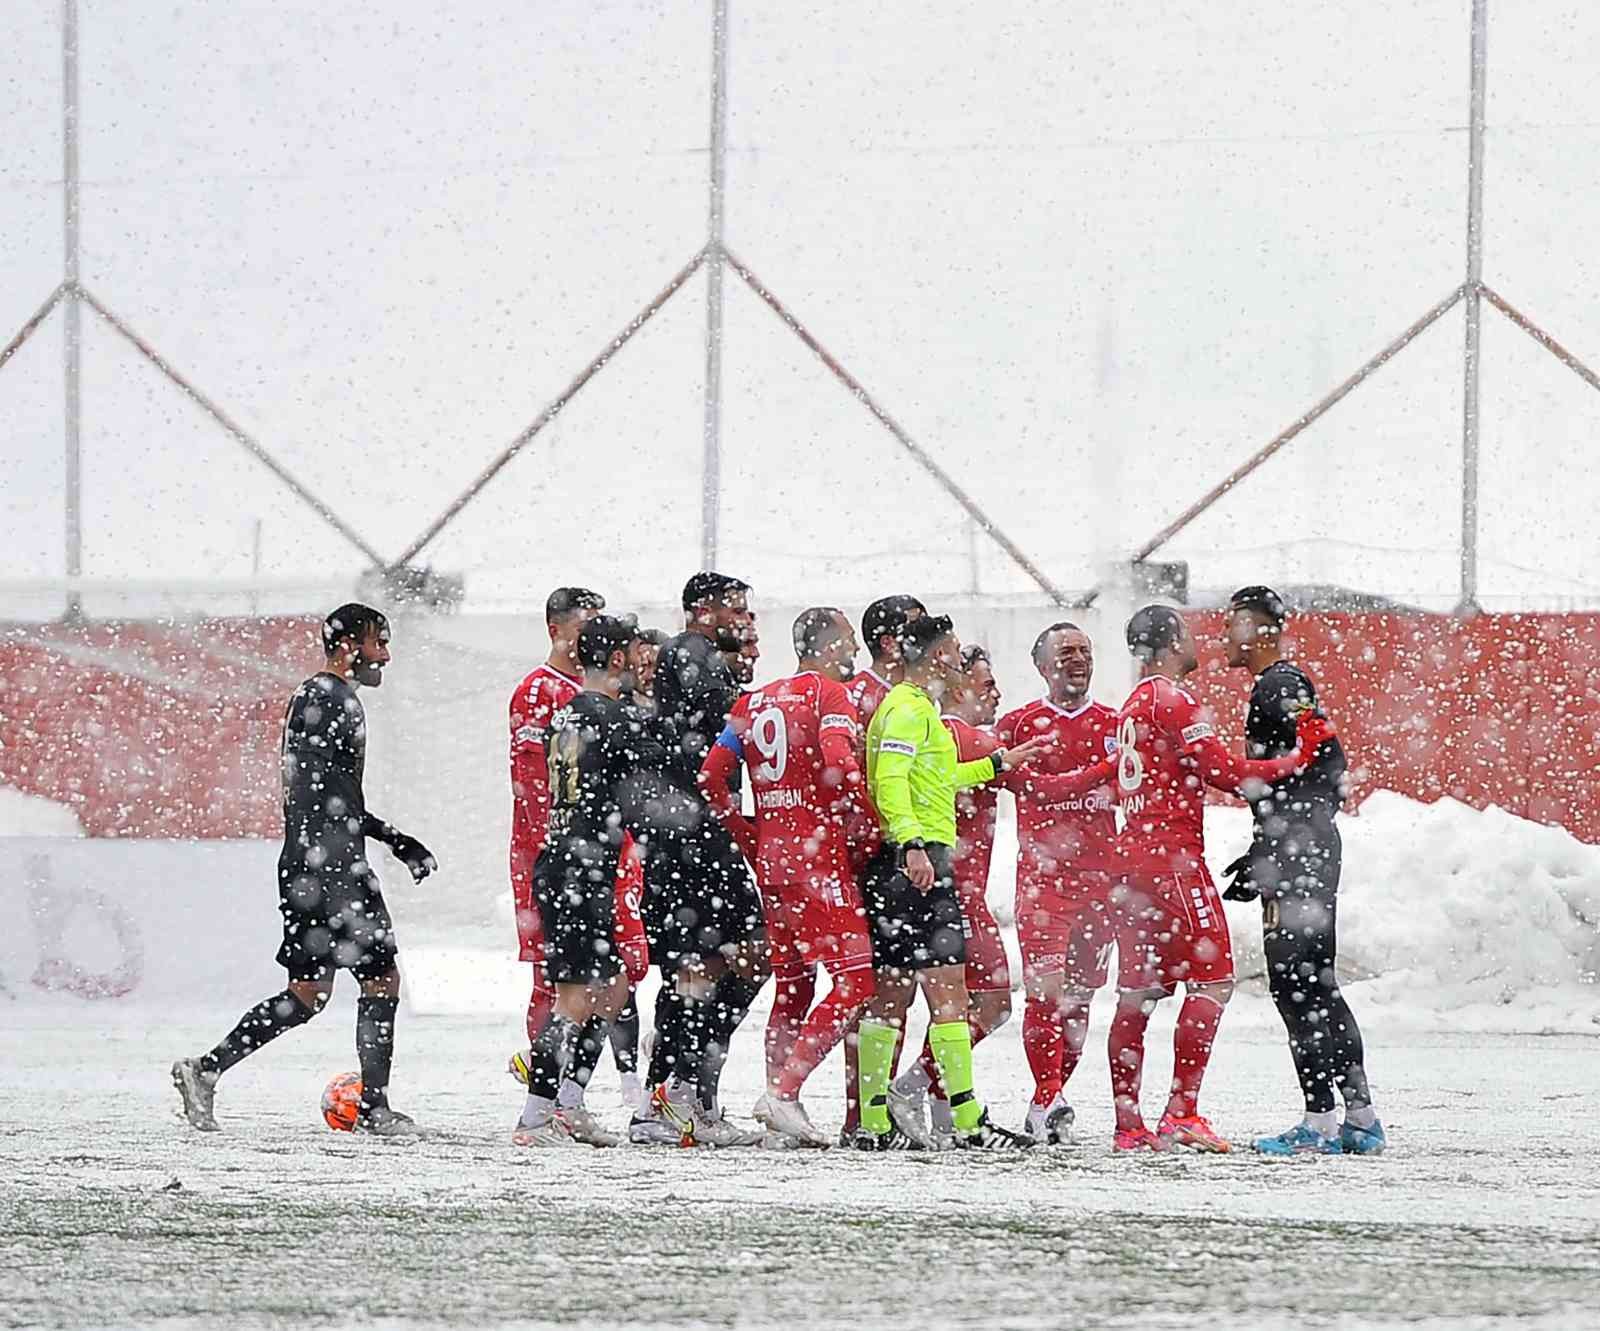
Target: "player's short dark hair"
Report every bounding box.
[1031,620,1085,667]
[322,603,388,655]
[792,606,846,659]
[898,613,955,666]
[1125,605,1185,663]
[682,572,751,611]
[959,644,991,673]
[635,627,669,648]
[576,614,638,671]
[1228,585,1287,627]
[545,586,605,623]
[861,594,926,655]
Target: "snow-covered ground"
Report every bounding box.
[2,793,1598,1327]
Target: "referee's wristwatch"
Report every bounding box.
[897,838,928,868]
[989,749,1011,778]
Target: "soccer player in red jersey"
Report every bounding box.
[839,594,924,1139]
[885,644,1014,1145]
[700,607,873,1146]
[1109,605,1335,1153]
[995,622,1120,1144]
[509,588,604,1044]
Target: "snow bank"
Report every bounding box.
[0,785,84,838]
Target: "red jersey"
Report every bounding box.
[1114,673,1303,878]
[996,698,1120,887]
[508,663,581,958]
[703,671,862,902]
[944,716,1000,900]
[842,669,893,866]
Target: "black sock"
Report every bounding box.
[529,1013,580,1100]
[570,1016,611,1093]
[609,995,639,1074]
[356,994,399,1114]
[200,989,315,1078]
[646,981,678,1087]
[699,972,764,1112]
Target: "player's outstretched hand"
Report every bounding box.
[999,734,1054,772]
[1294,711,1336,766]
[387,831,438,883]
[1221,852,1260,902]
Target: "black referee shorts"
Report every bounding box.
[861,843,966,976]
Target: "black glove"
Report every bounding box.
[363,815,437,883]
[1221,852,1259,903]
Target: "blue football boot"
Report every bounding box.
[1341,1118,1387,1156]
[1253,1122,1343,1156]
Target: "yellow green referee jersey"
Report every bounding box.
[865,681,1002,848]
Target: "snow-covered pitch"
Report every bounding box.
[3,795,1598,1328]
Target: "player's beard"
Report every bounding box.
[352,651,385,687]
[714,625,743,653]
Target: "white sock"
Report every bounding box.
[1304,1109,1339,1137]
[519,1093,556,1130]
[892,1063,933,1098]
[929,1097,954,1133]
[556,1077,585,1110]
[1345,1104,1378,1130]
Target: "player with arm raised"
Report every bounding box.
[990,622,1121,1145]
[1221,585,1383,1156]
[838,593,924,1141]
[514,616,669,1148]
[700,607,875,1147]
[857,614,1053,1151]
[886,645,1014,1147]
[1109,605,1334,1153]
[172,605,436,1136]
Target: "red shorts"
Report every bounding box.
[1016,893,1118,990]
[763,883,874,982]
[1113,868,1234,992]
[958,889,1011,993]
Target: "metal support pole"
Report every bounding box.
[727,250,1071,607]
[392,248,707,569]
[1481,286,1600,396]
[1110,285,1465,586]
[1457,0,1488,616]
[0,284,65,375]
[700,0,730,569]
[79,286,388,567]
[62,0,82,621]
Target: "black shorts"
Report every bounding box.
[534,853,623,987]
[861,843,966,975]
[276,864,397,984]
[639,798,764,972]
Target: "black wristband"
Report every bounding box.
[990,752,1006,779]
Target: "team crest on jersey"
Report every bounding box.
[1103,735,1118,755]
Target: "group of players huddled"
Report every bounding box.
[173,576,1385,1158]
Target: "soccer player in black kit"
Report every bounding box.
[1221,586,1385,1155]
[630,572,769,1147]
[172,604,436,1136]
[514,615,667,1148]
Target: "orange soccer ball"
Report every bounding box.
[321,1071,363,1131]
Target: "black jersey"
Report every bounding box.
[652,630,741,794]
[1245,660,1347,822]
[538,690,670,885]
[279,672,372,885]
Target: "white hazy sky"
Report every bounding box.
[2,1,1598,611]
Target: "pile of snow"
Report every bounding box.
[0,786,84,838]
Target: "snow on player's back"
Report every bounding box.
[1114,673,1220,876]
[720,670,858,892]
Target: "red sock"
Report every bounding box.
[1023,996,1065,1107]
[918,1013,993,1097]
[1058,998,1092,1086]
[1166,991,1226,1119]
[525,973,554,1046]
[1108,996,1155,1132]
[765,969,815,1089]
[775,968,874,1099]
